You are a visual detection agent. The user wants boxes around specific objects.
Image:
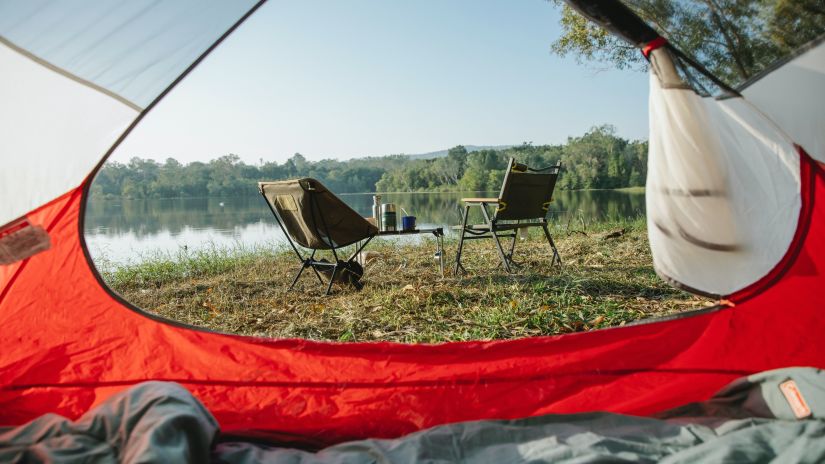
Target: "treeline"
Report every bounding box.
[91,125,647,199]
[91,153,393,199]
[377,125,646,192]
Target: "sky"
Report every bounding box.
[113,0,649,165]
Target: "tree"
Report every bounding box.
[91,126,650,198]
[625,141,648,186]
[434,145,468,186]
[92,161,128,198]
[767,0,825,49]
[152,158,184,198]
[550,1,641,71]
[549,0,825,86]
[289,153,309,172]
[460,150,505,191]
[208,154,247,196]
[120,157,159,198]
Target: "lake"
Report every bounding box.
[84,190,645,265]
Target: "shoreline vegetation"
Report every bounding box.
[88,186,647,201]
[101,218,711,343]
[91,125,647,200]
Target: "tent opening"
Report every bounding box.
[80,0,714,343]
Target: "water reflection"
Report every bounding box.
[84,190,644,264]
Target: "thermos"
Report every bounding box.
[380,203,397,232]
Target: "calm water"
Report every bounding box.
[84,190,645,265]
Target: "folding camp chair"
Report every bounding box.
[259,179,379,295]
[454,158,562,275]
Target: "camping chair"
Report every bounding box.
[259,179,378,295]
[454,158,562,275]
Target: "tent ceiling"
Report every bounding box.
[0,0,259,228]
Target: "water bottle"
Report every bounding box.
[372,195,381,229]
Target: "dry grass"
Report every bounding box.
[103,218,713,342]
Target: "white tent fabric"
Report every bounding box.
[0,42,137,227]
[0,1,257,109]
[646,51,801,296]
[742,40,825,164]
[0,0,258,228]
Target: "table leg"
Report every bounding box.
[454,206,470,275]
[438,232,444,277]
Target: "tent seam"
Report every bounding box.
[0,35,142,112]
[728,150,817,303]
[2,368,755,391]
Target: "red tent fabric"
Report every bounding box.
[1,153,822,446]
[1,0,824,447]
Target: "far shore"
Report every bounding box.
[91,186,646,201]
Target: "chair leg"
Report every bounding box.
[454,205,470,276]
[306,250,324,284]
[490,229,513,273]
[541,224,562,267]
[478,205,512,273]
[288,262,307,290]
[507,232,518,263]
[310,266,325,285]
[325,264,338,295]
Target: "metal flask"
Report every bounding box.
[380,203,397,232]
[372,195,382,229]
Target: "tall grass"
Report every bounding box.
[101,218,712,342]
[104,243,284,290]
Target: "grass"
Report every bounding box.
[102,218,712,343]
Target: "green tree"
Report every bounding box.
[560,125,626,189]
[91,128,650,197]
[460,150,505,191]
[550,0,825,86]
[120,157,159,198]
[208,154,248,196]
[152,158,184,198]
[434,145,468,186]
[181,162,210,197]
[768,1,825,49]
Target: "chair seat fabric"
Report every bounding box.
[259,179,377,250]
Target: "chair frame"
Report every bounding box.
[454,159,562,275]
[261,183,376,295]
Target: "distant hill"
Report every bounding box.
[407,145,514,160]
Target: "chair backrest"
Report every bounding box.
[494,158,561,221]
[259,178,378,250]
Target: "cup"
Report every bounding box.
[401,216,416,231]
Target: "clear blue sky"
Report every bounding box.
[113,0,649,165]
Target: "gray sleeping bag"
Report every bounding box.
[2,367,824,463]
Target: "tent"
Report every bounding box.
[1,0,823,448]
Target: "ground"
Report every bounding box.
[102,218,712,343]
